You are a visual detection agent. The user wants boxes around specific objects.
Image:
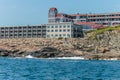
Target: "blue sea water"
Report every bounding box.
[0,58,120,80]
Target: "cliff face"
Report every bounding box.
[82,30,120,59]
[94,30,120,53]
[0,29,120,59]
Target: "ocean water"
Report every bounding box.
[0,58,120,80]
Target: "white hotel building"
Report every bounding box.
[46,22,83,38]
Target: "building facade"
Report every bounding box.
[48,7,120,26]
[46,22,83,38]
[0,25,46,38]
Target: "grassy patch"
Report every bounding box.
[84,30,96,34]
[58,37,63,40]
[88,26,120,39]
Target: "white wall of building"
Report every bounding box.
[46,22,83,38]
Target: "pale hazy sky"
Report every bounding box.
[0,0,120,26]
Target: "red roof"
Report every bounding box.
[76,22,105,29]
[70,14,87,16]
[49,7,57,11]
[56,13,63,18]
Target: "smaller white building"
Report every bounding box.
[46,22,83,38]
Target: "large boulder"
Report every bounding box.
[30,47,62,58]
[0,49,10,57]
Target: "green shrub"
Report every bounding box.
[84,30,95,34]
[89,26,120,39]
[58,37,63,40]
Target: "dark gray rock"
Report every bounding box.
[30,47,61,58]
[29,47,76,58]
[0,49,10,57]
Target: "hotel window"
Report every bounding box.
[14,34,17,36]
[18,34,22,36]
[10,31,13,33]
[55,30,58,32]
[67,29,70,32]
[55,34,58,37]
[48,26,50,28]
[63,29,66,32]
[47,30,50,32]
[19,27,22,29]
[33,30,36,32]
[59,29,62,32]
[33,26,37,29]
[51,26,54,28]
[14,27,18,29]
[47,35,50,37]
[37,30,41,32]
[5,31,8,33]
[10,34,13,36]
[38,26,41,28]
[51,30,54,32]
[55,26,58,28]
[38,34,41,36]
[51,34,53,36]
[5,34,8,36]
[1,27,5,30]
[5,27,8,29]
[1,31,4,33]
[19,30,22,32]
[5,27,8,30]
[14,31,17,33]
[67,25,70,28]
[28,30,31,32]
[63,34,66,36]
[67,34,70,37]
[63,26,66,28]
[9,27,13,29]
[59,26,62,28]
[59,34,62,37]
[23,27,27,29]
[73,16,76,19]
[1,28,4,30]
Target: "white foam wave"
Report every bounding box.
[48,57,85,60]
[25,55,34,58]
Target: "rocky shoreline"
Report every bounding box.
[0,30,120,60]
[0,38,84,58]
